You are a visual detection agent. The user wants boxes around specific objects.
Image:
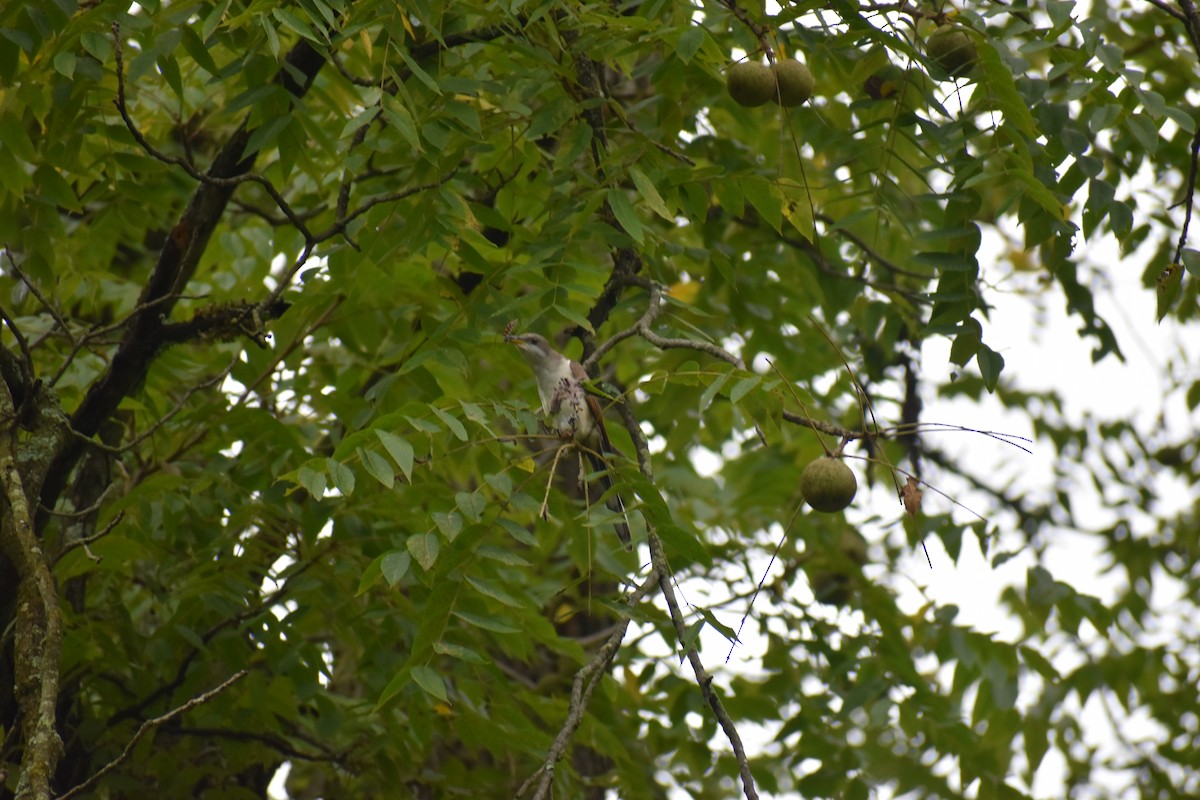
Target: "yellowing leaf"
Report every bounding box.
[668,280,701,303]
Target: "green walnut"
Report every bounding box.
[772,59,814,106]
[726,61,775,107]
[926,24,977,77]
[800,457,857,513]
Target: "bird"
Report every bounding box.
[505,331,632,548]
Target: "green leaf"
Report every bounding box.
[381,551,411,586]
[729,375,760,404]
[180,25,219,75]
[453,610,522,634]
[742,178,782,232]
[381,97,423,152]
[656,522,710,567]
[431,511,463,541]
[697,608,738,644]
[326,458,356,496]
[52,50,75,77]
[976,41,1037,139]
[358,447,395,488]
[454,491,485,522]
[156,54,184,100]
[432,641,489,665]
[244,114,291,158]
[408,532,440,570]
[378,430,415,480]
[297,464,326,499]
[273,8,326,44]
[1124,114,1159,155]
[396,47,441,94]
[949,318,982,366]
[675,27,704,63]
[629,166,674,220]
[607,188,644,244]
[80,31,113,63]
[977,345,1004,392]
[465,576,522,608]
[356,553,385,596]
[680,618,705,653]
[411,665,449,703]
[431,406,468,441]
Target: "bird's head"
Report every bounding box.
[505,332,554,363]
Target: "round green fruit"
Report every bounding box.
[726,61,775,107]
[772,59,814,106]
[926,25,977,77]
[800,457,857,513]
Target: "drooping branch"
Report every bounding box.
[517,572,657,799]
[57,670,249,800]
[585,297,763,796]
[3,248,74,348]
[648,536,760,800]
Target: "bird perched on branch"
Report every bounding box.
[505,331,632,548]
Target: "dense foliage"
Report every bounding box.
[1,0,1198,798]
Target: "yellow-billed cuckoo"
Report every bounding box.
[505,332,632,548]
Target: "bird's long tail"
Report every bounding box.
[587,453,632,549]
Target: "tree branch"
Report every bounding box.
[37,26,330,523]
[0,379,63,800]
[57,670,249,800]
[648,534,759,799]
[517,572,657,799]
[3,247,75,347]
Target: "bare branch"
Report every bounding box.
[3,248,75,346]
[68,362,234,456]
[518,573,658,799]
[112,22,315,243]
[53,511,125,566]
[0,302,35,386]
[648,534,759,799]
[58,670,249,800]
[47,292,206,389]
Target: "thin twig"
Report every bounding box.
[1172,124,1200,264]
[517,573,657,800]
[68,362,235,455]
[3,248,75,345]
[727,500,805,663]
[112,22,315,243]
[1149,0,1187,21]
[38,483,116,518]
[53,511,125,566]
[48,292,205,388]
[0,302,34,383]
[649,533,759,799]
[58,670,249,800]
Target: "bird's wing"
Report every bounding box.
[570,361,615,452]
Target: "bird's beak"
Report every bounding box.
[505,335,524,347]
